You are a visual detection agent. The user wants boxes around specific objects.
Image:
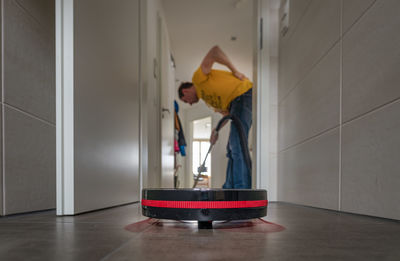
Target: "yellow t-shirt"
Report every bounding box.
[192,67,252,112]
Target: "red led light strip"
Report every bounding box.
[141,199,268,209]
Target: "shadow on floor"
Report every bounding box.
[125,218,285,234]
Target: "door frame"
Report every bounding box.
[253,0,279,201]
[56,0,75,215]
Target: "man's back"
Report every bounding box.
[192,67,252,111]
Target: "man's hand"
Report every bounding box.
[210,128,219,145]
[214,108,230,116]
[220,110,230,116]
[233,70,248,81]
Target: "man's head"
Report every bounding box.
[178,82,199,105]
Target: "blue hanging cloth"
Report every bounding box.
[174,100,186,156]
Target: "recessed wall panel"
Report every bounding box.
[342,100,400,220]
[279,44,340,150]
[15,0,55,35]
[3,0,55,123]
[342,0,376,34]
[342,0,400,122]
[4,107,55,215]
[278,0,340,102]
[278,129,340,210]
[277,0,400,221]
[279,0,311,46]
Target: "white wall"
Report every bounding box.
[142,0,160,188]
[253,0,279,200]
[277,0,400,220]
[160,15,175,188]
[139,0,149,194]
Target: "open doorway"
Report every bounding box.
[162,0,278,194]
[192,117,212,188]
[163,0,255,189]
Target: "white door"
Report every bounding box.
[56,0,140,215]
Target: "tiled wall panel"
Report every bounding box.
[279,0,311,46]
[1,0,55,215]
[278,129,339,210]
[279,44,340,150]
[342,100,400,220]
[3,0,55,123]
[278,0,340,102]
[14,0,55,35]
[342,0,400,122]
[342,0,376,34]
[4,107,55,215]
[278,0,400,220]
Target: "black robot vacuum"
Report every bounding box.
[142,188,268,229]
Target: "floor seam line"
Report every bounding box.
[100,219,158,261]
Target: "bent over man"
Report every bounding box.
[178,45,252,189]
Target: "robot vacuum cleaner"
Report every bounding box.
[142,188,268,229]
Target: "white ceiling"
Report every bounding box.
[162,0,254,93]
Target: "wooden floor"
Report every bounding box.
[0,202,399,260]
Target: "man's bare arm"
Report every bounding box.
[200,45,247,80]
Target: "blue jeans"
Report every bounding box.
[222,89,252,189]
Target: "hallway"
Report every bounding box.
[1,0,400,259]
[0,203,399,260]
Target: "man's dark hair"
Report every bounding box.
[178,82,193,99]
